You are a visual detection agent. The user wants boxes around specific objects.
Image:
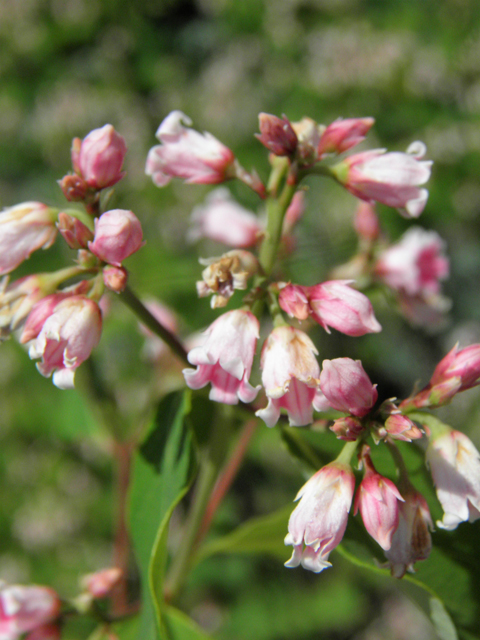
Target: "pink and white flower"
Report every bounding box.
[73,124,126,190]
[183,310,260,405]
[354,447,404,550]
[0,583,60,640]
[146,111,235,187]
[430,343,480,393]
[0,203,58,275]
[426,429,480,530]
[320,358,378,417]
[256,326,325,427]
[88,209,144,266]
[317,117,374,157]
[384,488,433,578]
[333,142,432,218]
[21,294,102,389]
[188,188,262,248]
[285,461,355,573]
[0,275,48,339]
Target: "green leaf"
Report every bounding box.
[164,607,215,640]
[198,504,292,562]
[129,390,197,640]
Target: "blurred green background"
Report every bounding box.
[2,0,480,638]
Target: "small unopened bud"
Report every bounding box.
[57,212,94,249]
[278,283,310,320]
[317,117,374,157]
[103,265,128,292]
[291,117,324,165]
[330,416,365,441]
[81,568,122,599]
[384,414,423,441]
[58,174,88,202]
[256,113,298,156]
[88,209,144,266]
[76,125,127,190]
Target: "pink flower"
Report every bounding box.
[320,358,378,417]
[25,625,60,640]
[88,209,144,266]
[56,212,93,250]
[307,280,381,337]
[430,343,480,392]
[426,429,480,530]
[183,310,260,405]
[256,113,298,156]
[375,227,449,297]
[317,117,374,157]
[21,295,102,389]
[278,284,310,320]
[0,203,58,275]
[0,275,48,339]
[73,124,126,190]
[256,326,325,427]
[0,583,60,640]
[188,188,262,248]
[146,111,235,187]
[285,461,355,573]
[384,488,433,578]
[354,448,404,550]
[333,142,432,218]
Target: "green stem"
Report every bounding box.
[335,440,359,465]
[118,286,189,365]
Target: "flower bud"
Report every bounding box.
[384,413,423,441]
[81,568,122,599]
[76,124,127,190]
[430,343,480,392]
[88,209,144,266]
[57,212,93,249]
[278,283,310,320]
[330,416,365,441]
[320,358,378,417]
[317,117,374,157]
[256,113,298,156]
[57,174,88,202]
[103,265,128,292]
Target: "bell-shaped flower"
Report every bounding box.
[317,117,374,157]
[183,309,260,405]
[332,142,432,218]
[196,250,259,308]
[354,447,404,550]
[0,203,58,275]
[73,124,127,190]
[426,429,480,530]
[21,294,102,389]
[285,461,355,573]
[320,358,377,417]
[256,326,325,427]
[146,111,235,187]
[0,583,60,640]
[88,209,144,266]
[188,188,262,248]
[384,488,433,578]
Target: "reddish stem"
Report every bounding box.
[195,419,258,546]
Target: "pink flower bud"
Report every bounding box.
[333,142,432,218]
[57,212,93,249]
[0,203,58,275]
[317,117,374,157]
[256,326,325,427]
[81,568,122,599]
[384,488,433,578]
[307,280,381,337]
[430,343,480,392]
[88,209,143,266]
[0,583,60,638]
[255,113,298,156]
[353,202,380,241]
[146,111,235,187]
[285,461,355,573]
[426,429,480,530]
[188,188,262,248]
[278,284,310,320]
[320,358,378,417]
[23,295,102,389]
[57,174,88,202]
[330,416,365,441]
[183,310,260,405]
[76,124,127,190]
[383,413,423,441]
[103,265,128,292]
[291,117,324,165]
[354,448,404,550]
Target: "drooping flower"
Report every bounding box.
[332,142,432,218]
[354,447,404,550]
[183,309,260,405]
[88,209,144,266]
[320,358,378,418]
[256,326,325,427]
[384,488,433,578]
[188,188,262,248]
[317,117,374,157]
[0,583,60,640]
[426,429,480,530]
[429,343,480,393]
[21,294,103,389]
[0,203,58,275]
[146,111,235,187]
[72,124,127,190]
[285,461,355,573]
